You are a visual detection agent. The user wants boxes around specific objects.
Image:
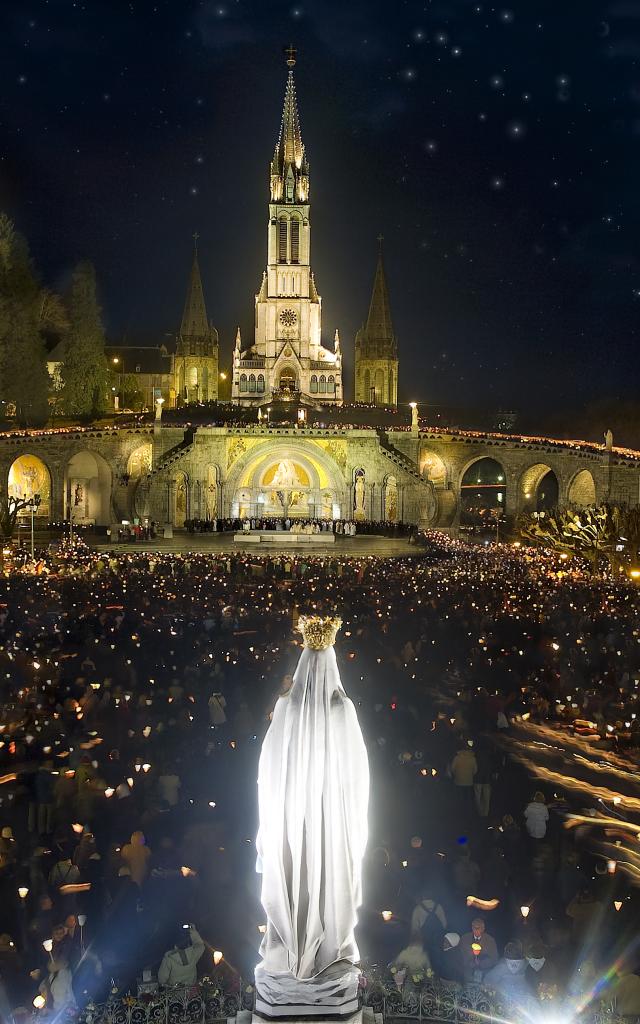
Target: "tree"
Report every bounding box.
[0,214,51,426]
[120,373,143,411]
[518,505,620,573]
[0,494,33,569]
[61,261,109,419]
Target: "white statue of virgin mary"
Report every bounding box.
[255,615,369,1019]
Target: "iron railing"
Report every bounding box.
[75,973,626,1024]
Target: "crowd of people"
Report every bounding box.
[0,534,639,1021]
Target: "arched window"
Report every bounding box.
[389,369,394,404]
[278,217,288,263]
[319,374,326,394]
[249,373,256,393]
[290,219,300,264]
[363,369,371,402]
[327,375,335,395]
[257,374,265,394]
[310,374,318,394]
[239,374,248,393]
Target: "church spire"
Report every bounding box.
[180,237,209,341]
[364,238,395,350]
[270,46,309,203]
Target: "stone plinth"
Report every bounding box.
[233,531,335,545]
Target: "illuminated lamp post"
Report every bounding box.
[29,493,41,560]
[112,356,121,410]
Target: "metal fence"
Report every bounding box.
[76,975,626,1024]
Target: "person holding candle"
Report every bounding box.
[460,918,498,982]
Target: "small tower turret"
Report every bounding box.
[354,237,399,406]
[174,235,219,404]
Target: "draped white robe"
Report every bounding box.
[255,645,369,1012]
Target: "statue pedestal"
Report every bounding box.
[229,1007,381,1024]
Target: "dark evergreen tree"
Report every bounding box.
[62,261,109,418]
[0,214,51,426]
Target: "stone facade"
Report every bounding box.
[2,420,639,531]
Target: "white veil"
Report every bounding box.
[255,641,369,1014]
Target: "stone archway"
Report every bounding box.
[8,454,52,519]
[225,439,345,520]
[64,450,112,525]
[519,463,560,512]
[460,456,507,524]
[568,468,596,507]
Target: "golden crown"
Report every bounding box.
[297,615,342,651]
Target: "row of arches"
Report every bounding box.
[310,374,336,395]
[457,457,596,515]
[3,449,602,528]
[7,451,113,524]
[239,374,266,394]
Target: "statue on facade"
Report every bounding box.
[255,615,369,1018]
[354,470,365,519]
[604,429,613,451]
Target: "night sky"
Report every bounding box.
[1,0,639,418]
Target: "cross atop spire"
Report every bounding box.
[285,43,297,67]
[192,231,199,251]
[377,233,384,252]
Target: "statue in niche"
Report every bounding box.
[354,469,365,519]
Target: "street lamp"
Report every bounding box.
[28,493,41,560]
[112,356,122,410]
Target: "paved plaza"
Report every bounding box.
[92,531,418,557]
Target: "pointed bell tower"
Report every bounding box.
[175,235,219,404]
[355,237,399,406]
[232,48,342,406]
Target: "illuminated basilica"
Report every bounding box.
[2,53,640,531]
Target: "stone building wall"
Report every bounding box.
[1,424,639,530]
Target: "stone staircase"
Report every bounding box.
[377,431,428,485]
[148,429,195,478]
